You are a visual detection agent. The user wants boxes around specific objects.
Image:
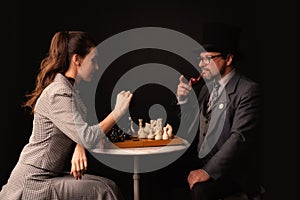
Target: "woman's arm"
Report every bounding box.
[70,143,87,180]
[69,91,133,179]
[99,90,133,133]
[47,86,133,149]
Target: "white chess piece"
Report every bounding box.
[155,118,163,133]
[144,122,151,134]
[129,117,138,137]
[150,119,156,133]
[138,128,148,139]
[165,123,173,138]
[154,132,162,140]
[156,118,163,125]
[147,129,155,140]
[137,119,146,138]
[138,119,143,134]
[162,127,169,140]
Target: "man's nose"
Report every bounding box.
[198,60,205,68]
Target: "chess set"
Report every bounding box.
[105,117,184,148]
[107,136,184,148]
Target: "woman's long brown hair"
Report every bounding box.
[23,31,96,114]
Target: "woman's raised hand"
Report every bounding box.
[112,90,133,121]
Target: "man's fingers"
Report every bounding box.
[179,75,185,83]
[178,82,191,93]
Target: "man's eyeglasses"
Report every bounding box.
[197,54,224,65]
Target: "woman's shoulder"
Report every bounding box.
[43,73,74,98]
[35,74,75,112]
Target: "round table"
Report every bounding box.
[90,139,190,200]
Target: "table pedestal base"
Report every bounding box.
[133,173,140,200]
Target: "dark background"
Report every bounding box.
[1,0,283,199]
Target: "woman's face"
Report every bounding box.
[77,48,99,82]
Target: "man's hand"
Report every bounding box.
[187,169,210,189]
[177,75,192,102]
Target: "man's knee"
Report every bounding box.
[191,182,212,200]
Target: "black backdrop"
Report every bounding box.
[2,0,279,199]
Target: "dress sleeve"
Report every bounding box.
[46,86,104,150]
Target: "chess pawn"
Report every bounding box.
[162,127,169,140]
[147,129,155,140]
[154,131,162,140]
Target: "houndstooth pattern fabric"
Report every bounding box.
[0,73,123,200]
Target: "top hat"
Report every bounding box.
[199,22,242,59]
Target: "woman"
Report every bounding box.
[0,31,132,199]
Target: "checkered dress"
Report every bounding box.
[0,73,122,200]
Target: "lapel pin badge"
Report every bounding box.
[219,103,224,109]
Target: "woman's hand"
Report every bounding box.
[99,90,133,134]
[70,144,87,180]
[113,90,133,121]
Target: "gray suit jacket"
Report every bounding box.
[179,70,262,189]
[201,71,261,180]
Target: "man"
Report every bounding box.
[176,22,263,199]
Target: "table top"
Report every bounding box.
[90,138,189,156]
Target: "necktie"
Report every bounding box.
[207,81,220,112]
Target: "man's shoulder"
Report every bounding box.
[238,74,260,90]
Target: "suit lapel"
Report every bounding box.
[198,72,241,158]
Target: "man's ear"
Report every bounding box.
[225,54,234,66]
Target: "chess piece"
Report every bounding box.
[138,128,148,139]
[137,119,143,135]
[155,118,163,133]
[150,119,156,133]
[129,117,138,137]
[162,127,169,140]
[147,129,155,140]
[144,123,151,134]
[165,123,173,138]
[156,118,163,126]
[138,119,148,138]
[154,131,162,140]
